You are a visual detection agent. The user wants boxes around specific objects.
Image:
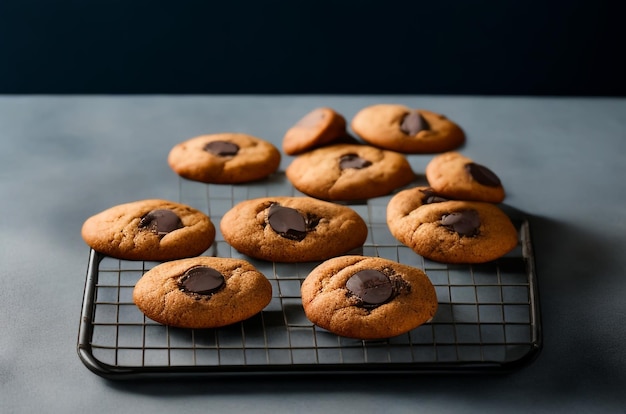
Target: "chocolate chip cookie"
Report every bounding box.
[387,187,518,263]
[133,256,272,328]
[300,255,438,339]
[425,151,505,203]
[285,143,415,201]
[81,199,215,261]
[350,104,465,153]
[220,196,368,262]
[282,107,350,155]
[168,133,281,184]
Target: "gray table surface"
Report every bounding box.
[1,95,625,413]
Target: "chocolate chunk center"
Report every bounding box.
[420,188,448,204]
[204,140,240,156]
[267,204,308,241]
[441,210,481,236]
[138,209,183,236]
[179,266,225,295]
[400,111,430,136]
[465,162,501,187]
[346,269,393,305]
[339,153,372,170]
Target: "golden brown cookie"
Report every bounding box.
[300,255,438,339]
[282,107,349,155]
[425,152,505,203]
[220,196,368,263]
[285,143,415,201]
[133,257,272,328]
[387,188,517,263]
[350,104,465,153]
[81,199,215,261]
[168,133,281,184]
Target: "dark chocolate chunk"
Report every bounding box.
[346,269,393,305]
[138,209,183,236]
[339,153,372,170]
[203,140,239,156]
[465,162,501,187]
[179,266,225,295]
[267,204,307,241]
[441,210,481,236]
[400,111,430,136]
[419,188,448,204]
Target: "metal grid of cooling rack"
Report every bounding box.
[77,174,541,379]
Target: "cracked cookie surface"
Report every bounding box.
[168,133,281,184]
[351,104,465,153]
[133,256,272,328]
[285,143,415,201]
[386,187,517,263]
[300,255,438,339]
[425,151,505,203]
[220,196,368,263]
[81,199,215,261]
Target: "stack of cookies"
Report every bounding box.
[386,152,518,264]
[80,103,519,339]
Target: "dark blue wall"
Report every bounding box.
[1,0,624,95]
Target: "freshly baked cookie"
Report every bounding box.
[285,143,415,201]
[387,189,517,263]
[425,152,505,203]
[220,196,368,262]
[133,256,272,328]
[81,199,215,261]
[282,107,349,155]
[300,255,438,339]
[350,104,465,153]
[168,133,281,184]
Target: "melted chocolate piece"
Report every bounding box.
[441,210,481,236]
[267,204,308,241]
[420,188,448,204]
[339,153,372,170]
[465,162,501,187]
[400,111,430,135]
[346,269,393,305]
[204,140,240,156]
[138,209,183,236]
[179,266,225,295]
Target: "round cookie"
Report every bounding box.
[387,188,518,263]
[350,104,465,153]
[425,151,505,203]
[282,107,349,155]
[285,143,415,201]
[220,196,368,263]
[300,255,438,339]
[133,256,272,328]
[81,199,215,261]
[168,133,281,184]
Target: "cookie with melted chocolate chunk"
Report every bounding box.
[133,256,272,328]
[81,199,215,261]
[425,152,505,203]
[220,196,368,262]
[350,104,465,153]
[300,255,438,339]
[387,189,517,263]
[285,143,415,201]
[168,132,281,184]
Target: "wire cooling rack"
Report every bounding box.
[78,174,541,379]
